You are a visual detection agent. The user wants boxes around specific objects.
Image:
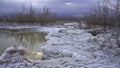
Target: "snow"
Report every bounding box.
[0,22,120,68]
[0,45,33,68]
[5,45,17,53]
[64,22,79,26]
[18,45,26,51]
[37,27,66,33]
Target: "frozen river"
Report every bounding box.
[0,24,120,68]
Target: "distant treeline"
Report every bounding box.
[82,0,120,28]
[0,5,80,25]
[0,0,120,27]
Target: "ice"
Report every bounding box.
[0,45,33,67]
[0,22,120,68]
[40,23,120,68]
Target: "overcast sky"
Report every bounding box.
[0,0,104,16]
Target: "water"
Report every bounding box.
[0,28,47,60]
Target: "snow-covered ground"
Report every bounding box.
[0,22,120,68]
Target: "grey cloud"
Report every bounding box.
[0,0,103,15]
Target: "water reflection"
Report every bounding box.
[0,29,47,60]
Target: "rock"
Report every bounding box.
[18,45,26,56]
[0,45,17,63]
[0,45,32,67]
[58,29,66,33]
[5,44,17,54]
[88,30,102,36]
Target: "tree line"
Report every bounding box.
[82,0,120,28]
[0,5,80,25]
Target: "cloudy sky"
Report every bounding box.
[0,0,104,16]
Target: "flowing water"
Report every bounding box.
[0,28,47,60]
